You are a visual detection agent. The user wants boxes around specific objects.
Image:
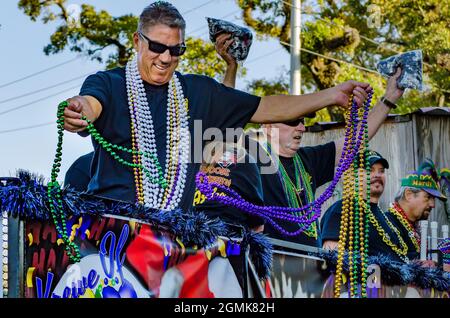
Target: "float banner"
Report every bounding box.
[24,215,243,298]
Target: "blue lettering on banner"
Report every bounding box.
[36,269,99,298]
[35,223,129,298]
[99,223,129,282]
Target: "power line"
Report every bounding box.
[281,40,450,93]
[0,57,81,89]
[0,122,54,134]
[0,71,97,104]
[181,0,215,16]
[187,9,241,37]
[282,0,435,68]
[246,48,285,65]
[0,7,239,94]
[0,84,82,116]
[280,40,381,75]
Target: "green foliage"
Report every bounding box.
[238,0,450,119]
[180,37,246,80]
[247,76,289,96]
[17,0,239,78]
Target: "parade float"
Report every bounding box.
[1,55,449,299]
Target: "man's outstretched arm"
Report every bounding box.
[251,81,372,123]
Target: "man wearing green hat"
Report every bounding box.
[386,160,447,262]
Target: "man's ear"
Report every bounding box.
[404,188,415,201]
[133,32,140,51]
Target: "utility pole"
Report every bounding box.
[290,0,301,95]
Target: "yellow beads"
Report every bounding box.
[334,103,354,298]
[389,206,420,252]
[368,211,409,258]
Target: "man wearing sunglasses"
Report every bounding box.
[215,37,404,248]
[63,1,375,213]
[255,71,403,248]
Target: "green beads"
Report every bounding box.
[47,101,169,264]
[46,101,82,263]
[83,116,167,188]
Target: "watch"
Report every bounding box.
[380,96,397,109]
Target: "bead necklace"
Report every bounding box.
[334,98,358,298]
[48,101,167,263]
[367,208,410,261]
[126,56,190,210]
[334,93,373,298]
[265,144,317,238]
[47,102,83,262]
[352,105,371,298]
[195,91,373,238]
[388,203,420,252]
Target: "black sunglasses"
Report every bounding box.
[138,32,186,57]
[283,118,305,127]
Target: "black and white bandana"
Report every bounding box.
[207,17,253,62]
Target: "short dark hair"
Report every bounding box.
[138,1,186,36]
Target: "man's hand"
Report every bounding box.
[384,67,404,103]
[215,33,236,66]
[64,95,101,133]
[330,80,373,109]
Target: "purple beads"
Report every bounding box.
[195,91,373,237]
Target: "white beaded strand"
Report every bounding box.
[126,55,190,210]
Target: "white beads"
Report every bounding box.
[126,56,189,210]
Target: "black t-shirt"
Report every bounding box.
[385,211,420,262]
[79,68,260,210]
[321,200,417,262]
[245,136,336,247]
[192,148,264,229]
[64,152,94,192]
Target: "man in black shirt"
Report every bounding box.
[217,30,403,247]
[385,161,447,262]
[250,69,404,247]
[320,151,407,260]
[62,1,373,212]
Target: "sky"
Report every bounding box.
[0,0,290,181]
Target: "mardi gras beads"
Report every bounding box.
[196,91,371,238]
[360,107,371,298]
[334,97,359,298]
[389,203,420,252]
[47,102,82,262]
[334,90,373,298]
[47,101,167,263]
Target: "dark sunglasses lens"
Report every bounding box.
[285,118,305,127]
[148,41,168,54]
[169,45,186,56]
[149,41,185,56]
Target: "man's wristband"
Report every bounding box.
[380,96,397,109]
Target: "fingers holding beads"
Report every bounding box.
[64,96,87,132]
[64,95,102,132]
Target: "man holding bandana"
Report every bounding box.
[214,18,403,247]
[63,1,373,212]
